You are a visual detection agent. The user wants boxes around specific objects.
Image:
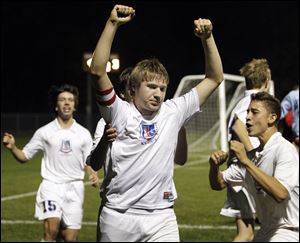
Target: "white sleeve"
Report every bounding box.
[169,88,200,127]
[96,88,129,133]
[222,163,247,192]
[22,129,44,160]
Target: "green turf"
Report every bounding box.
[1,136,236,242]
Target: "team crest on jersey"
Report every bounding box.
[139,122,158,145]
[60,139,72,153]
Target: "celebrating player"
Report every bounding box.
[87,66,188,241]
[2,84,99,242]
[89,4,223,242]
[221,58,272,242]
[209,92,299,242]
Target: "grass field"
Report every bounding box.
[1,135,237,242]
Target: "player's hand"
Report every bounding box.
[110,5,135,26]
[194,18,212,39]
[230,140,249,165]
[104,123,117,142]
[2,132,16,150]
[89,173,100,188]
[209,150,228,166]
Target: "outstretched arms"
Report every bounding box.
[194,18,224,106]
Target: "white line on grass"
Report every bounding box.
[1,220,236,230]
[2,159,207,202]
[1,181,103,202]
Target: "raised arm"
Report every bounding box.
[90,5,135,92]
[2,132,28,163]
[194,18,224,106]
[232,118,254,152]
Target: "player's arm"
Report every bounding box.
[2,132,28,163]
[194,18,224,107]
[174,126,188,165]
[85,165,100,187]
[209,150,228,190]
[90,5,135,92]
[230,140,289,202]
[90,123,117,171]
[232,117,254,152]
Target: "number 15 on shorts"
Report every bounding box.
[43,200,57,213]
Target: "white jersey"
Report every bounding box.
[223,132,299,231]
[23,118,93,183]
[97,88,200,210]
[228,89,260,148]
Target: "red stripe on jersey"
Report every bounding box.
[95,87,116,106]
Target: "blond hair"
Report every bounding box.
[239,58,271,90]
[129,58,169,96]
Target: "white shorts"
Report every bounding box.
[99,206,179,242]
[35,179,84,230]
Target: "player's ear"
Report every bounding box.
[268,113,277,126]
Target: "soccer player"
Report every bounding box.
[209,92,299,242]
[88,67,188,171]
[2,84,99,242]
[89,4,223,242]
[221,58,272,242]
[87,67,188,241]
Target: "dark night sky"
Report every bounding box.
[1,1,299,113]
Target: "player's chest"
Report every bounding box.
[45,130,83,152]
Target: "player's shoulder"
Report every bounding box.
[166,88,198,107]
[268,133,296,154]
[35,119,56,133]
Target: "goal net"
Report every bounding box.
[174,74,275,155]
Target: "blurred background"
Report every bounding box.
[1,0,299,133]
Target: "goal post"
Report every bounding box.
[174,74,274,154]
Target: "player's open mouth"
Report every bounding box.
[246,123,252,131]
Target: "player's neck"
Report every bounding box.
[57,116,74,129]
[258,126,278,146]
